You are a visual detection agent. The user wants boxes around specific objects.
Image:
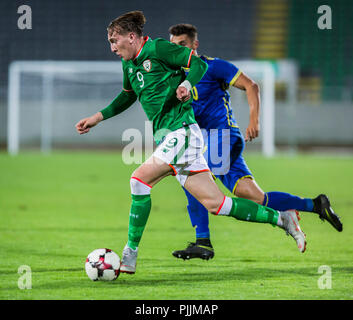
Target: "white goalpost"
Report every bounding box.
[7,61,124,155]
[231,60,276,157]
[7,60,276,156]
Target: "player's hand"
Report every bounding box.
[245,121,259,142]
[176,85,191,102]
[75,112,103,135]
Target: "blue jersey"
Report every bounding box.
[186,55,252,182]
[190,55,242,130]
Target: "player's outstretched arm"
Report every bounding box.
[233,73,260,142]
[75,89,137,135]
[75,112,103,135]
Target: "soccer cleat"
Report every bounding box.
[313,194,343,232]
[172,241,214,260]
[281,210,307,253]
[120,245,138,274]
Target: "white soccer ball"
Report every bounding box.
[85,248,121,281]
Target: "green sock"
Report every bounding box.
[229,197,279,226]
[127,194,151,250]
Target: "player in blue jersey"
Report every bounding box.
[168,24,343,260]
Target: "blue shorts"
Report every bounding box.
[202,127,252,194]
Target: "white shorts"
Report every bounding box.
[153,123,210,186]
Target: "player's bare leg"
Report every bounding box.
[131,156,174,187]
[184,171,225,214]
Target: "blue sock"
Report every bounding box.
[264,191,314,212]
[183,188,210,239]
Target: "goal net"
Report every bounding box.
[7,60,275,156]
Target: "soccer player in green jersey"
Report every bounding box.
[76,11,306,274]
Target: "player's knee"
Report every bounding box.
[130,176,152,195]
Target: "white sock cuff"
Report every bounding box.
[130,177,152,195]
[216,196,233,215]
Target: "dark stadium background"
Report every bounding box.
[0,0,352,151]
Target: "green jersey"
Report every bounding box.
[100,36,208,142]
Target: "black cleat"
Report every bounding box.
[313,194,343,232]
[172,240,214,260]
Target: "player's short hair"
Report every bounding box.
[107,11,146,36]
[168,23,198,41]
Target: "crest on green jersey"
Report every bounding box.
[143,59,152,72]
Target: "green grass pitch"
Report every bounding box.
[0,151,352,300]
